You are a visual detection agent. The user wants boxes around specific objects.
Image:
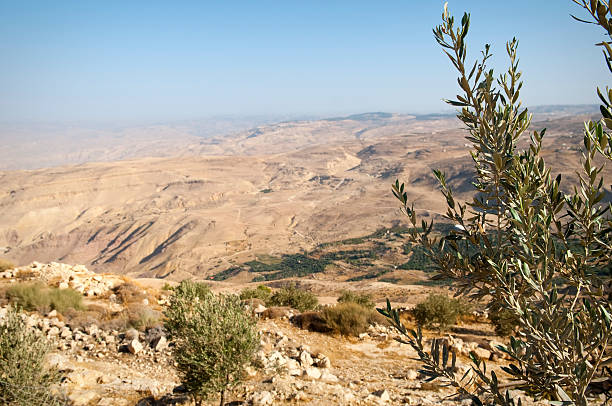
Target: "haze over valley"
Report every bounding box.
[0,107,604,282]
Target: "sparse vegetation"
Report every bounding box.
[124,303,162,331]
[337,290,375,309]
[0,259,14,272]
[267,284,318,312]
[164,282,258,406]
[239,284,272,302]
[321,302,370,336]
[321,301,387,336]
[3,282,83,314]
[0,306,64,406]
[412,294,470,331]
[113,282,148,305]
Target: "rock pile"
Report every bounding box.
[0,262,124,297]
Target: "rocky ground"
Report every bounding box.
[0,262,570,405]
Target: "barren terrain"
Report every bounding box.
[0,109,607,281]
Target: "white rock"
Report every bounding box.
[60,327,72,339]
[47,326,60,336]
[268,350,287,366]
[320,370,339,383]
[254,304,267,314]
[286,359,301,376]
[473,347,491,360]
[406,369,418,380]
[85,324,99,337]
[245,365,258,377]
[70,391,99,406]
[303,366,321,379]
[252,391,274,406]
[152,336,167,352]
[299,350,313,367]
[372,389,390,402]
[128,339,143,354]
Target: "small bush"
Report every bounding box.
[412,294,470,331]
[0,306,64,405]
[489,308,519,336]
[261,306,293,319]
[164,280,212,338]
[239,285,271,302]
[4,282,83,314]
[165,288,258,406]
[124,304,162,331]
[291,311,332,333]
[172,280,211,301]
[113,282,148,304]
[337,290,375,309]
[321,302,369,336]
[63,305,120,331]
[267,284,318,312]
[0,259,15,272]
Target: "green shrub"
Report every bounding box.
[164,280,212,335]
[4,282,83,314]
[412,294,470,331]
[164,289,258,406]
[125,304,162,331]
[322,302,369,336]
[267,284,318,312]
[173,280,211,300]
[489,308,520,337]
[378,4,612,403]
[320,302,386,336]
[337,290,375,309]
[0,306,64,405]
[239,284,271,302]
[0,259,14,272]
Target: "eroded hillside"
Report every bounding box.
[0,112,607,279]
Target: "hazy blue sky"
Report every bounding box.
[0,1,609,123]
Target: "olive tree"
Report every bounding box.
[379,2,612,405]
[0,306,63,406]
[164,281,259,406]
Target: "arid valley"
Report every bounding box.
[1,107,610,405]
[0,108,601,283]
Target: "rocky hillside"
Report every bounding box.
[0,261,569,405]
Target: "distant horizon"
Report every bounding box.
[0,1,609,124]
[0,103,600,130]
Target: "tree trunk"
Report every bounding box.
[219,388,225,406]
